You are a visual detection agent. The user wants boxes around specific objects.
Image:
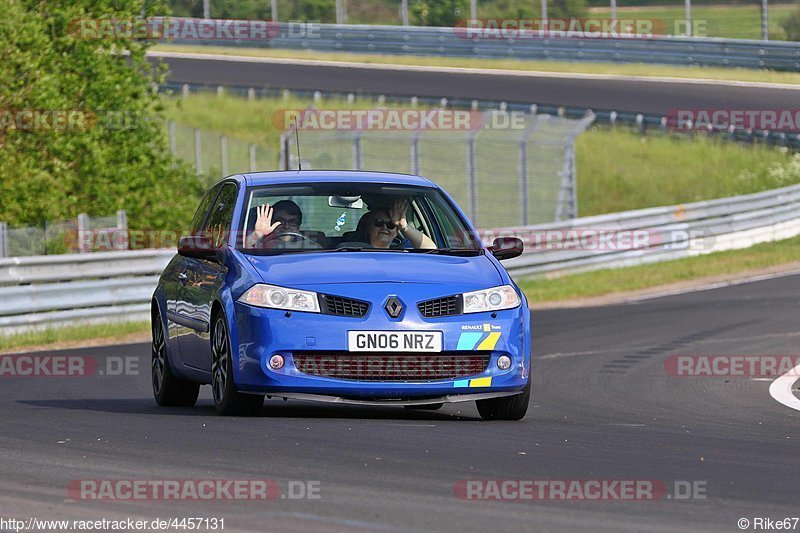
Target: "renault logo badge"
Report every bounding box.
[384,296,404,318]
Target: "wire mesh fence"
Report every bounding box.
[169,122,281,187]
[0,212,127,258]
[280,112,595,226]
[166,103,594,226]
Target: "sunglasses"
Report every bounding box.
[373,219,397,230]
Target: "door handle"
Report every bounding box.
[178,272,188,285]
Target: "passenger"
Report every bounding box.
[245,200,303,248]
[365,198,436,250]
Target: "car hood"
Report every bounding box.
[245,252,502,288]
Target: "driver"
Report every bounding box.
[245,200,304,248]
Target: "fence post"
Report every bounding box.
[518,115,541,226]
[467,132,478,225]
[352,133,362,170]
[194,129,202,176]
[684,0,692,37]
[0,222,7,258]
[220,135,228,177]
[116,210,128,231]
[182,84,190,100]
[168,120,176,156]
[77,213,90,254]
[410,132,420,175]
[401,0,409,26]
[280,132,290,170]
[271,0,278,21]
[518,140,528,227]
[116,210,129,250]
[249,143,257,172]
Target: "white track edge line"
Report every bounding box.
[769,364,800,412]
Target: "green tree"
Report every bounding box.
[411,0,469,26]
[0,0,201,231]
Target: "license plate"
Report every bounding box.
[348,331,442,352]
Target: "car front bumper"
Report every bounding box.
[230,297,530,401]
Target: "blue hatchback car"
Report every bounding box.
[151,171,530,419]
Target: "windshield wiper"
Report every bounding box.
[329,247,410,253]
[420,248,482,256]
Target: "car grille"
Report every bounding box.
[292,352,490,382]
[319,294,370,318]
[418,295,461,318]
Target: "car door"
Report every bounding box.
[166,183,221,366]
[176,182,238,372]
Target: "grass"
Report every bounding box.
[518,234,800,304]
[152,44,800,86]
[0,321,150,353]
[589,3,798,41]
[576,127,800,215]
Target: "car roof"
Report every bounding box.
[242,170,438,188]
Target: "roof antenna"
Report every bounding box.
[293,116,302,172]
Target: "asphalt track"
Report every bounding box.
[157,54,800,115]
[2,273,799,532]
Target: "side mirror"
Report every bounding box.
[178,235,224,262]
[489,237,523,260]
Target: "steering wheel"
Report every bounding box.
[276,231,315,243]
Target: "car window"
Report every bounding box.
[238,182,482,255]
[425,193,482,249]
[203,183,238,247]
[189,183,222,235]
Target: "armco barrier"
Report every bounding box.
[2,183,800,333]
[161,20,800,72]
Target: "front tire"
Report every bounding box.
[152,310,200,407]
[476,380,530,421]
[211,313,264,416]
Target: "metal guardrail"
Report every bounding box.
[165,20,800,72]
[492,182,800,277]
[2,183,800,333]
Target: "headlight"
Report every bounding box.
[238,283,320,313]
[462,285,521,314]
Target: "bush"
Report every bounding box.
[0,0,202,232]
[783,6,800,41]
[549,0,588,20]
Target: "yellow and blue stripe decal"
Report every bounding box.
[454,377,493,388]
[456,331,502,351]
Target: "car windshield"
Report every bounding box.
[238,182,483,256]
